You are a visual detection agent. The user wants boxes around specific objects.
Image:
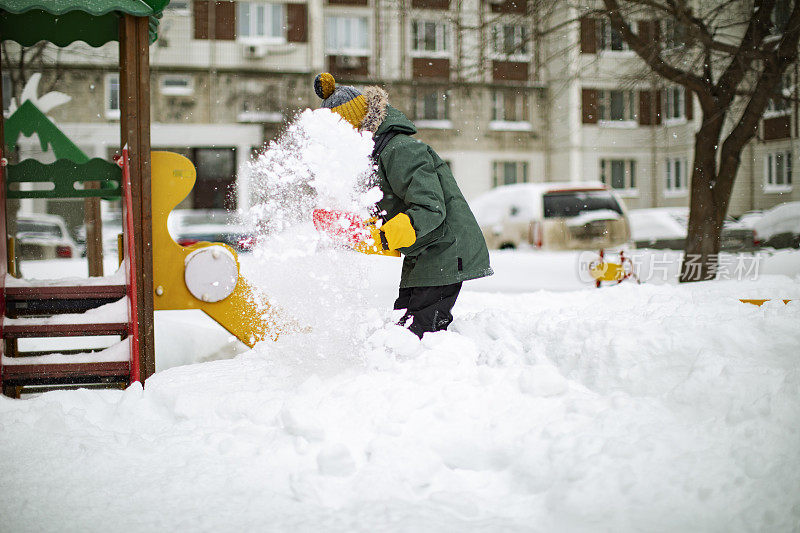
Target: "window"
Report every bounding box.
[598,90,636,123]
[492,161,529,187]
[662,18,685,50]
[2,73,11,113]
[665,156,688,194]
[165,0,190,14]
[766,72,791,116]
[239,94,283,123]
[600,159,636,191]
[325,16,369,54]
[491,24,529,58]
[598,19,630,52]
[543,191,623,218]
[105,73,120,119]
[771,0,790,34]
[237,2,285,42]
[490,89,531,129]
[193,147,237,209]
[664,86,685,121]
[414,88,450,123]
[411,20,449,55]
[160,75,193,96]
[765,151,793,191]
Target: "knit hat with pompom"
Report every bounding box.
[314,72,367,129]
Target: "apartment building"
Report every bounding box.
[4,0,796,227]
[548,5,798,214]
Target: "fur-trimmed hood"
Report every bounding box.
[360,86,389,133]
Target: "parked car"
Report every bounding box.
[169,209,255,253]
[174,224,256,253]
[74,210,124,259]
[15,213,79,260]
[470,182,631,250]
[628,207,758,251]
[733,210,764,230]
[753,202,800,248]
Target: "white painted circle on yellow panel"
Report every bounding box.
[184,245,238,302]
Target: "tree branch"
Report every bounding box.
[718,0,800,182]
[714,0,775,106]
[601,0,711,100]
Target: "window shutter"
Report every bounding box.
[685,89,693,120]
[637,20,651,42]
[214,1,236,41]
[651,19,661,42]
[637,20,660,43]
[582,88,598,124]
[490,0,526,14]
[580,17,597,54]
[194,0,209,39]
[412,0,450,8]
[193,1,235,40]
[639,90,652,125]
[638,90,661,126]
[654,90,662,125]
[287,4,308,42]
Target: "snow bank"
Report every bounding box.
[1,279,799,532]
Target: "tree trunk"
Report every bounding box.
[680,111,725,282]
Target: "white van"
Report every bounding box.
[470,182,631,250]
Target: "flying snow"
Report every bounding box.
[239,109,389,371]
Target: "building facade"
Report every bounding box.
[3,0,796,229]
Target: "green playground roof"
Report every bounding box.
[0,0,170,46]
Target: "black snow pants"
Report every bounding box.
[393,282,462,339]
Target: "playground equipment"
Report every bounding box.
[0,0,280,397]
[739,299,792,306]
[588,249,640,288]
[150,151,285,345]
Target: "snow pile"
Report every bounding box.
[2,279,800,531]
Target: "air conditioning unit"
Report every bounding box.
[242,43,268,59]
[335,55,363,69]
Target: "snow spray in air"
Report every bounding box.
[239,108,385,368]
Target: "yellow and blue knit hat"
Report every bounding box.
[314,72,367,129]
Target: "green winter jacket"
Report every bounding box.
[373,106,493,288]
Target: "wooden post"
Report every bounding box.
[84,193,103,276]
[0,59,7,392]
[119,15,156,381]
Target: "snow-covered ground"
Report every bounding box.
[2,248,800,532]
[4,111,799,531]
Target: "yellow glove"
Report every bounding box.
[380,213,417,250]
[354,213,416,256]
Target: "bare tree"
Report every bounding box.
[592,0,800,281]
[1,42,64,108]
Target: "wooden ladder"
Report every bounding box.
[1,284,132,397]
[0,148,141,398]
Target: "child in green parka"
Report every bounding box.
[314,73,492,338]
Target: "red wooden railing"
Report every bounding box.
[119,146,140,383]
[0,150,7,392]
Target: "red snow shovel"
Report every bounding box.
[312,208,400,256]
